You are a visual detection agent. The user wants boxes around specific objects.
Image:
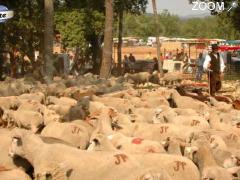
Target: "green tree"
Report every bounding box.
[152,0,163,75]
[55,10,88,49]
[0,0,44,62]
[189,0,240,36]
[114,0,148,69]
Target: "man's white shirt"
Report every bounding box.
[203,53,225,73]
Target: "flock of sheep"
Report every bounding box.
[0,72,239,180]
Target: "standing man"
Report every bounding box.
[203,44,225,96]
[129,53,136,63]
[195,53,204,81]
[128,53,136,73]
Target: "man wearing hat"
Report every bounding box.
[203,44,225,96]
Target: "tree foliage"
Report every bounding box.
[0,0,43,59]
[55,10,104,50]
[189,0,240,33]
[122,11,240,40]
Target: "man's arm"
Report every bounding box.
[220,54,226,73]
[203,54,211,71]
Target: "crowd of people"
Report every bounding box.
[0,50,95,81]
[0,51,35,80]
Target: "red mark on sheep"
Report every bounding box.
[173,161,186,172]
[114,154,128,165]
[132,138,144,144]
[147,148,156,153]
[160,126,169,134]
[0,166,10,171]
[210,137,215,143]
[191,120,200,127]
[71,126,82,134]
[227,133,237,141]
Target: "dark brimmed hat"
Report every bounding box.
[212,44,219,50]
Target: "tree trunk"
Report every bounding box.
[44,0,54,82]
[152,0,164,76]
[100,0,114,79]
[117,9,123,73]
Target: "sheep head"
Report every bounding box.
[9,130,25,158]
[87,133,115,151]
[184,146,199,162]
[153,108,164,124]
[9,129,43,160]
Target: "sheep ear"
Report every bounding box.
[161,141,167,146]
[87,141,96,151]
[190,146,199,152]
[12,136,22,146]
[185,146,198,153]
[156,108,163,113]
[185,147,192,153]
[210,143,218,149]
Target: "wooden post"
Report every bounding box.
[100,0,114,78]
[152,0,164,76]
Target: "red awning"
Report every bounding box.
[219,46,240,51]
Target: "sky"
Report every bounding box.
[147,0,211,17]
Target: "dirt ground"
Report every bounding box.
[113,42,203,62]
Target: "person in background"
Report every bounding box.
[165,52,169,59]
[128,54,135,73]
[203,44,225,96]
[145,52,153,60]
[153,57,159,72]
[169,51,173,59]
[182,53,190,72]
[123,55,129,73]
[123,55,129,66]
[160,53,164,61]
[195,53,204,81]
[129,53,136,63]
[69,55,74,73]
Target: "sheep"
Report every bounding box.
[71,120,95,137]
[185,140,233,180]
[47,104,72,120]
[2,109,44,133]
[0,169,31,180]
[159,72,183,86]
[0,96,20,110]
[170,90,209,114]
[89,132,166,154]
[41,121,90,149]
[209,110,240,136]
[18,92,45,104]
[164,115,210,130]
[0,129,32,172]
[46,96,77,107]
[223,156,240,177]
[127,107,170,124]
[17,99,46,113]
[42,108,61,126]
[162,137,188,156]
[209,97,233,112]
[124,72,151,86]
[173,108,199,116]
[9,129,200,180]
[91,96,134,114]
